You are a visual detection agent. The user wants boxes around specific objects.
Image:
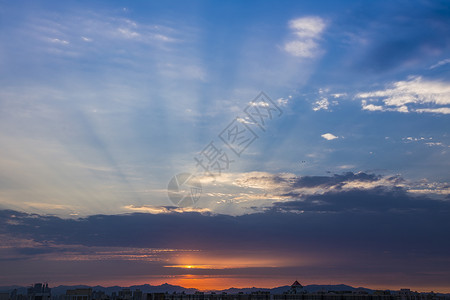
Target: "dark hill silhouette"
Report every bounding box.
[1,283,371,296]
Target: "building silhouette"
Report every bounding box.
[27,283,51,300]
[65,288,92,300]
[2,281,449,300]
[287,281,304,295]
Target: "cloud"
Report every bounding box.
[361,101,384,111]
[219,171,409,204]
[1,181,449,252]
[416,107,450,114]
[400,136,449,149]
[123,205,211,214]
[284,17,326,58]
[312,98,329,111]
[284,40,318,58]
[321,133,338,140]
[291,172,383,189]
[117,27,140,39]
[272,186,450,214]
[223,171,448,210]
[357,76,450,114]
[233,172,295,190]
[429,58,450,69]
[331,93,346,98]
[197,171,408,213]
[310,89,342,111]
[81,36,92,42]
[1,181,450,288]
[49,38,69,45]
[13,11,179,61]
[276,96,290,107]
[1,170,449,287]
[289,17,326,38]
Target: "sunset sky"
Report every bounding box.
[1,0,450,293]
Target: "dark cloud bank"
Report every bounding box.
[1,173,449,253]
[1,172,449,288]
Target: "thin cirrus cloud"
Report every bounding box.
[10,11,202,84]
[429,58,450,70]
[284,17,326,58]
[37,13,177,48]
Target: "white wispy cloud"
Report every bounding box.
[429,58,450,69]
[401,136,449,148]
[21,12,179,60]
[321,133,338,140]
[331,93,346,98]
[277,96,291,107]
[357,76,450,114]
[49,38,69,44]
[416,107,450,114]
[117,27,140,38]
[236,117,254,125]
[338,165,355,169]
[284,16,326,58]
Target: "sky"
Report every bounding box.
[0,0,450,293]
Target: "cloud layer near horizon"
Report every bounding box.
[1,172,449,290]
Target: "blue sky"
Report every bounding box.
[0,0,450,292]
